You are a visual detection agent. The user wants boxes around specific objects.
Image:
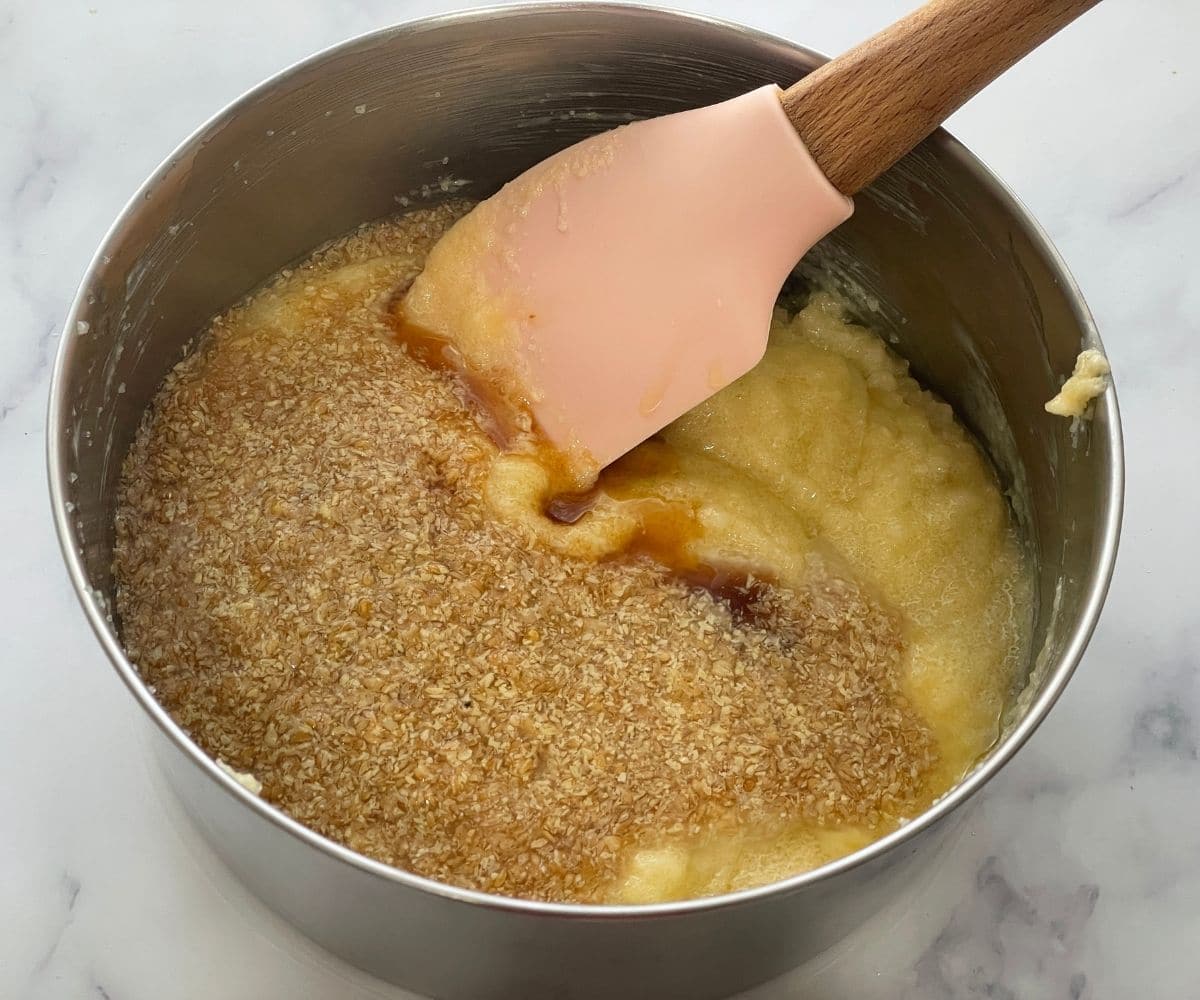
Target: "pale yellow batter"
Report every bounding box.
[1045,348,1110,417]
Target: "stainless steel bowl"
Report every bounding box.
[47,4,1122,997]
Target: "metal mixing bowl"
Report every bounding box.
[47,5,1122,997]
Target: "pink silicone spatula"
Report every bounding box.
[403,0,1101,471]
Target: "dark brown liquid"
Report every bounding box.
[388,309,522,451]
[392,287,781,629]
[681,565,776,629]
[544,492,596,525]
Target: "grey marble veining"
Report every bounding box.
[2,0,1197,997]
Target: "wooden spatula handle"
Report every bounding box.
[781,0,1102,195]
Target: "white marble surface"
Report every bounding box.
[2,0,1197,996]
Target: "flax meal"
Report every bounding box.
[115,204,945,903]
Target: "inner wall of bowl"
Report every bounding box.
[57,9,1112,738]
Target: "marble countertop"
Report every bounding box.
[3,0,1196,996]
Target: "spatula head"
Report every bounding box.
[403,85,852,473]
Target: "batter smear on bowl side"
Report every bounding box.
[114,204,1031,904]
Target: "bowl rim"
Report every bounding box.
[47,0,1124,920]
